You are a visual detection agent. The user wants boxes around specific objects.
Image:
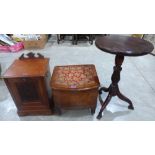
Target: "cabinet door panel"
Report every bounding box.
[7,77,42,107]
[16,79,39,102]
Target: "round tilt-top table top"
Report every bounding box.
[95,35,154,56]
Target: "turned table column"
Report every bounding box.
[97,54,134,119]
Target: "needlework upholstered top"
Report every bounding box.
[51,65,100,90]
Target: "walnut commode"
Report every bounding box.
[50,64,100,115]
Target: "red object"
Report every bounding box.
[0,42,24,53]
[0,45,10,52]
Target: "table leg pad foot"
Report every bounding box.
[128,105,134,110]
[97,112,102,119]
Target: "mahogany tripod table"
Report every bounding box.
[95,35,154,119]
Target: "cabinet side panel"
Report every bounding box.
[4,78,22,110]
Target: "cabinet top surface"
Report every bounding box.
[3,58,49,78]
[51,64,100,90]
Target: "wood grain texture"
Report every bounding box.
[50,65,100,115]
[3,53,52,116]
[95,35,154,119]
[3,58,49,78]
[95,35,154,56]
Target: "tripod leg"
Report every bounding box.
[99,87,109,94]
[117,91,134,110]
[97,94,112,119]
